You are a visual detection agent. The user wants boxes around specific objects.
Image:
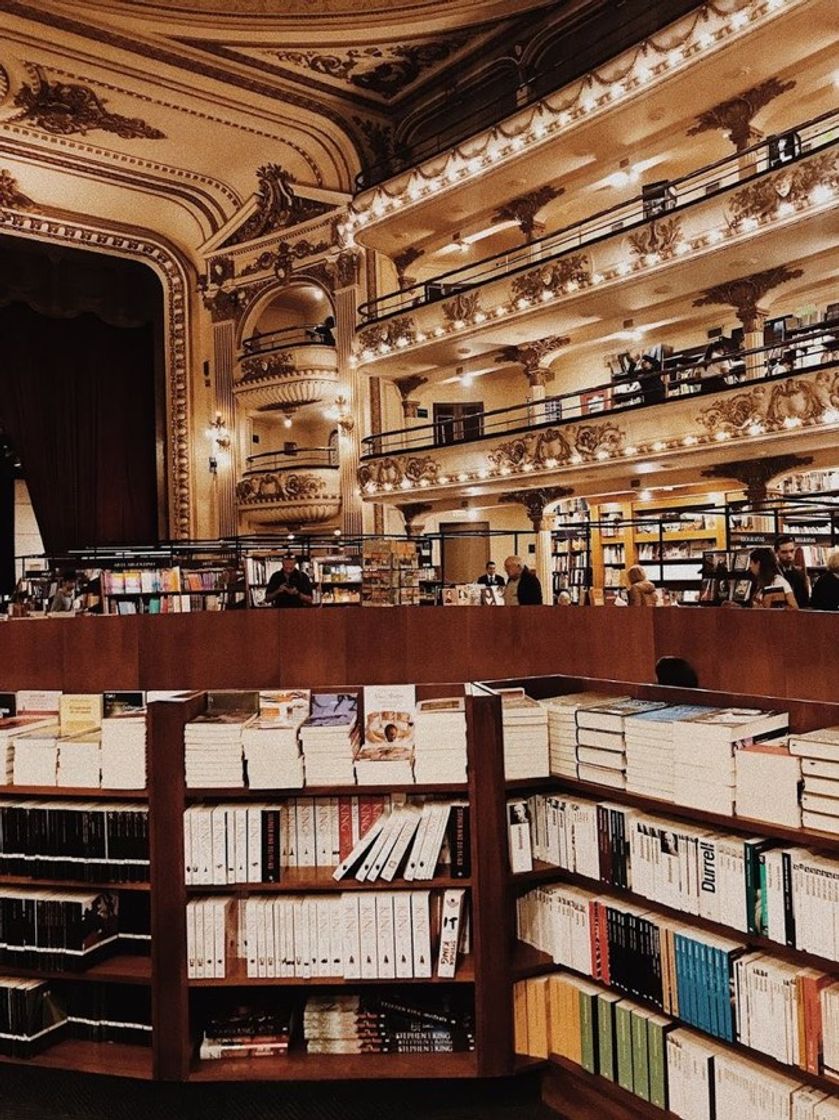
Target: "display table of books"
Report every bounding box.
[2,655,839,1120]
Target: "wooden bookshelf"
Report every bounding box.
[185,782,468,800]
[189,1048,479,1081]
[188,957,476,987]
[0,1039,153,1080]
[543,1054,678,1120]
[0,786,147,800]
[0,874,149,891]
[0,953,151,986]
[186,869,471,893]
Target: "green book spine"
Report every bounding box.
[597,994,616,1081]
[615,1003,634,1093]
[579,990,597,1074]
[630,1009,650,1101]
[647,1020,669,1110]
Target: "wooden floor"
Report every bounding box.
[0,1064,554,1120]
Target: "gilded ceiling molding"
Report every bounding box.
[11,67,165,140]
[693,265,804,331]
[0,169,33,209]
[687,77,796,151]
[0,209,194,537]
[221,165,334,248]
[493,185,563,240]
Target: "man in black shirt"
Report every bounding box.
[774,535,810,609]
[264,556,314,608]
[476,560,505,589]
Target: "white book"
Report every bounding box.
[341,893,361,980]
[416,802,451,880]
[332,814,387,881]
[411,889,432,978]
[265,898,276,979]
[802,810,839,836]
[247,807,263,883]
[393,891,414,978]
[404,808,432,881]
[211,805,227,885]
[380,810,422,882]
[245,898,258,977]
[295,798,316,868]
[356,810,397,882]
[328,896,343,976]
[508,800,533,873]
[194,898,206,980]
[358,893,378,979]
[375,892,396,979]
[196,807,212,885]
[736,744,802,828]
[315,800,333,867]
[436,888,465,979]
[314,896,332,977]
[234,807,248,883]
[225,807,236,882]
[307,896,319,976]
[368,810,408,882]
[186,900,196,977]
[183,808,194,885]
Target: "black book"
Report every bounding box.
[448,805,471,879]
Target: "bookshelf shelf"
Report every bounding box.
[186,870,471,893]
[0,786,147,800]
[0,952,151,986]
[185,783,468,800]
[0,874,149,892]
[0,1039,153,1080]
[189,1049,479,1081]
[188,955,475,987]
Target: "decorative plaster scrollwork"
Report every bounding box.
[357,317,417,355]
[696,369,839,435]
[0,169,33,209]
[222,165,333,248]
[442,290,482,325]
[627,217,684,261]
[510,253,590,303]
[357,455,439,490]
[236,471,327,504]
[239,351,296,382]
[11,68,165,139]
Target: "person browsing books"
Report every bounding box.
[264,556,314,608]
[476,560,505,589]
[502,556,543,605]
[774,534,810,608]
[811,550,839,610]
[627,564,657,606]
[748,547,798,609]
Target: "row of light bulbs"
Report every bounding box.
[353,177,836,367]
[343,0,791,235]
[361,407,839,496]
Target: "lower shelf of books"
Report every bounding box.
[0,1039,153,1079]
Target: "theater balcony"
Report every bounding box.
[234,327,338,415]
[235,447,341,527]
[347,0,831,256]
[357,338,839,506]
[353,110,838,379]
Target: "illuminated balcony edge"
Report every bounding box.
[236,460,341,526]
[345,0,798,235]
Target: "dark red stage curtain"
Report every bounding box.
[0,301,158,553]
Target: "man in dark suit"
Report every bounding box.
[476,561,505,589]
[503,556,543,606]
[775,535,810,608]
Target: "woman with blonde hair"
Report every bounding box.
[627,564,657,606]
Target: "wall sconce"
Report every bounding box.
[206,412,231,473]
[324,395,354,433]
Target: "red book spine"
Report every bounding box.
[337,797,353,862]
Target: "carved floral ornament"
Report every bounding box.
[236,471,329,505]
[345,0,799,231]
[697,368,839,437]
[239,351,296,383]
[8,67,165,140]
[687,77,796,151]
[725,151,839,233]
[221,165,333,248]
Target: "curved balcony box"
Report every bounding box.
[234,345,338,414]
[236,465,341,526]
[358,363,839,503]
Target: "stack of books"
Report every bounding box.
[57,731,102,788]
[12,724,61,785]
[185,712,256,789]
[735,738,802,827]
[299,694,359,786]
[624,704,712,801]
[413,698,468,784]
[541,693,628,778]
[575,699,667,790]
[499,690,549,780]
[199,1002,292,1061]
[790,726,839,834]
[242,716,305,790]
[673,708,789,814]
[355,685,415,786]
[303,992,475,1054]
[0,716,58,783]
[101,710,147,790]
[0,976,68,1058]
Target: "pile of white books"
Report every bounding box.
[101,711,147,790]
[12,723,61,785]
[242,715,305,790]
[499,690,549,780]
[713,1047,809,1120]
[673,708,789,814]
[333,799,462,883]
[665,1029,719,1120]
[353,746,413,786]
[790,725,839,834]
[185,712,256,788]
[0,716,57,783]
[300,694,359,786]
[540,692,627,778]
[624,704,712,801]
[413,697,468,784]
[57,731,102,787]
[735,738,801,828]
[355,685,415,786]
[575,698,667,790]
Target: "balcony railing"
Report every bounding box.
[361,328,839,457]
[241,324,335,356]
[244,447,338,472]
[357,108,839,324]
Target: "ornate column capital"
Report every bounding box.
[393,246,424,290]
[397,501,433,538]
[493,185,563,241]
[394,375,428,419]
[701,453,814,504]
[497,334,569,386]
[500,486,574,531]
[694,266,804,332]
[687,77,796,152]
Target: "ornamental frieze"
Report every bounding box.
[236,471,328,504]
[221,165,333,248]
[488,428,572,472]
[358,455,439,491]
[357,317,417,355]
[696,368,839,436]
[627,217,684,262]
[239,351,296,382]
[441,290,482,326]
[510,253,591,303]
[726,150,839,229]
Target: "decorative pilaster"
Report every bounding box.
[394,375,428,419]
[334,279,363,536]
[687,77,796,178]
[368,376,385,535]
[212,320,237,537]
[500,486,573,602]
[701,453,813,504]
[694,265,804,377]
[493,185,563,242]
